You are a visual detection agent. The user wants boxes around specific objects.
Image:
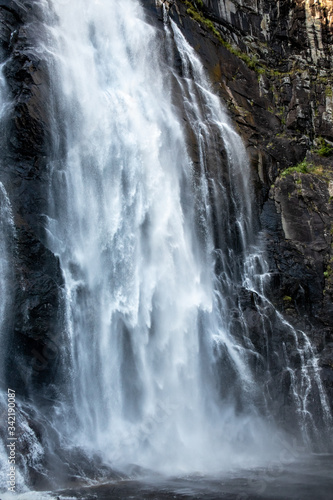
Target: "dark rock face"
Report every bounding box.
[0,0,65,401]
[0,0,332,488]
[267,163,333,407]
[201,0,333,67]
[147,0,333,417]
[2,0,331,406]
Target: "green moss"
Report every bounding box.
[184,1,264,73]
[183,0,332,84]
[324,258,333,288]
[186,6,222,39]
[318,76,329,85]
[325,86,333,98]
[276,131,286,138]
[280,157,332,181]
[283,296,292,302]
[187,7,200,21]
[310,164,326,176]
[314,137,333,157]
[281,159,310,177]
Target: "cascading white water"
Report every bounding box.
[0,183,14,378]
[0,180,16,490]
[39,0,331,477]
[0,63,14,373]
[165,16,332,447]
[0,63,16,490]
[0,1,331,496]
[44,0,279,473]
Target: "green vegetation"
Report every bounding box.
[324,258,333,280]
[314,137,333,157]
[283,295,292,302]
[323,257,333,296]
[280,150,332,179]
[280,159,310,177]
[318,76,329,85]
[182,0,333,93]
[183,1,264,73]
[325,86,333,98]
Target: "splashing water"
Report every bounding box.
[0,62,18,490]
[0,0,331,489]
[43,0,286,474]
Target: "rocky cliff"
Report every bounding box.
[0,0,332,416]
[152,0,333,408]
[0,1,332,488]
[0,0,65,402]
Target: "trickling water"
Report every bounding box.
[242,246,332,444]
[165,15,332,447]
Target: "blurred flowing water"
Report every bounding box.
[42,0,331,474]
[0,0,332,495]
[45,0,281,474]
[0,63,17,490]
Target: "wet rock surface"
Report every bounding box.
[0,0,64,400]
[0,0,332,489]
[147,0,333,411]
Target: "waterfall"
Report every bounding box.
[0,0,331,492]
[0,61,16,490]
[44,0,283,474]
[0,181,16,489]
[162,13,331,450]
[0,181,14,382]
